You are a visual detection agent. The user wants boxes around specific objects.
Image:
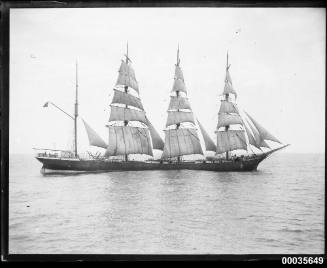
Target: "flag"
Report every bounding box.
[43,102,49,107]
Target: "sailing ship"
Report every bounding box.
[35,46,289,173]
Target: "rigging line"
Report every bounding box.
[186,128,201,141]
[175,128,182,157]
[131,128,138,154]
[138,129,144,155]
[181,128,190,155]
[113,127,118,156]
[168,130,172,159]
[147,128,152,154]
[136,127,148,138]
[120,126,127,157]
[185,128,196,155]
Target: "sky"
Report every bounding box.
[9,8,325,155]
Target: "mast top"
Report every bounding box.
[176,44,180,66]
[124,41,131,63]
[226,51,231,70]
[75,60,78,87]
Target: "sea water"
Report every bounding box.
[8,153,324,254]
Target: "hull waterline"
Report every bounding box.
[36,145,289,174]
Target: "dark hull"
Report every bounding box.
[36,155,266,173]
[36,145,289,173]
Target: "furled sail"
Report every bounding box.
[162,128,203,158]
[197,120,217,152]
[216,130,247,154]
[109,106,147,125]
[105,126,153,156]
[111,89,144,110]
[168,96,191,110]
[245,112,281,144]
[115,60,139,93]
[219,100,238,114]
[217,113,243,129]
[82,120,108,149]
[145,117,164,150]
[166,111,195,127]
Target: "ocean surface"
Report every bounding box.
[9,153,324,254]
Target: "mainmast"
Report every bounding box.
[161,47,203,160]
[74,61,78,157]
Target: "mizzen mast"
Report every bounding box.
[162,46,203,160]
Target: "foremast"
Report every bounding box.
[105,44,164,160]
[216,52,247,159]
[161,46,203,161]
[216,52,284,158]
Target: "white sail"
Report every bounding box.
[116,60,139,93]
[105,126,153,157]
[111,89,144,110]
[245,112,281,144]
[216,130,247,154]
[245,117,270,149]
[166,110,195,127]
[168,96,191,110]
[82,120,108,149]
[244,122,260,149]
[260,139,271,149]
[145,117,164,150]
[225,69,233,84]
[217,113,243,129]
[222,82,237,97]
[109,106,147,125]
[222,65,237,97]
[197,120,217,152]
[162,128,203,158]
[174,65,184,81]
[219,100,239,114]
[172,78,187,93]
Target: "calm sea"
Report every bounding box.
[8,153,324,254]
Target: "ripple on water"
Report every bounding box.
[8,153,325,254]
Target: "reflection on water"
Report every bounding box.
[9,153,324,254]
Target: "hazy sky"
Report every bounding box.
[10,8,325,155]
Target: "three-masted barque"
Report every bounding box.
[35,46,289,173]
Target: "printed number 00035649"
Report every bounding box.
[282,257,324,264]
